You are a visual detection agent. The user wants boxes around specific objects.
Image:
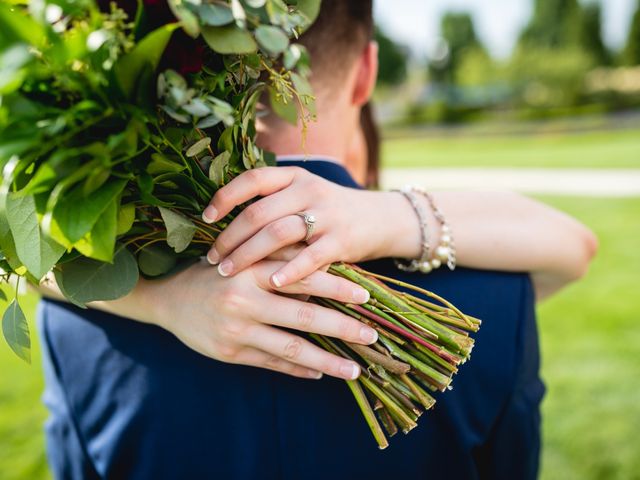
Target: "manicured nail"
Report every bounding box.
[202,206,218,224]
[207,248,220,265]
[271,272,286,288]
[353,288,370,304]
[307,370,323,379]
[340,362,360,380]
[360,327,378,344]
[217,259,233,277]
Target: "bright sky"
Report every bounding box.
[374,0,637,60]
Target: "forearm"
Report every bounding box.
[379,190,598,297]
[38,272,160,325]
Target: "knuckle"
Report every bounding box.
[210,340,239,362]
[244,202,266,226]
[264,355,282,369]
[268,219,293,243]
[218,316,247,340]
[282,337,303,360]
[218,288,245,314]
[296,304,316,330]
[215,187,233,206]
[336,316,356,340]
[245,168,262,185]
[306,245,326,266]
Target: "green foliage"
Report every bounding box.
[375,27,408,87]
[428,12,488,86]
[508,46,595,108]
[2,298,29,364]
[54,248,139,308]
[622,1,640,66]
[0,0,317,360]
[519,0,583,49]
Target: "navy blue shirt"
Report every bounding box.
[38,160,544,480]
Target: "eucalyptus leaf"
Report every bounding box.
[2,299,30,363]
[198,3,234,26]
[6,193,65,280]
[54,247,139,308]
[138,246,178,277]
[202,25,257,54]
[159,207,197,253]
[0,289,6,302]
[195,115,222,129]
[255,25,289,55]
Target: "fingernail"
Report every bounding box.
[360,327,378,344]
[202,206,218,224]
[207,248,220,265]
[353,288,370,304]
[218,259,233,277]
[271,273,286,288]
[340,362,360,380]
[307,370,323,379]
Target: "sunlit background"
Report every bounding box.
[1,1,639,479]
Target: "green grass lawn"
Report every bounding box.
[382,128,640,169]
[1,196,639,480]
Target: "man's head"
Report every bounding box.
[257,0,378,164]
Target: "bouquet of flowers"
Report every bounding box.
[0,0,480,449]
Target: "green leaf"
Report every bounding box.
[49,179,127,246]
[148,153,186,175]
[268,86,298,125]
[2,299,30,364]
[297,0,322,29]
[255,25,289,55]
[6,194,65,280]
[186,137,212,157]
[0,289,7,302]
[138,246,177,277]
[115,23,179,98]
[159,207,197,253]
[201,25,257,54]
[54,247,139,308]
[198,3,234,26]
[117,203,136,236]
[209,151,231,187]
[73,198,118,262]
[0,3,45,48]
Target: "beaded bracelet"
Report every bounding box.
[393,186,457,274]
[413,187,457,272]
[392,187,431,273]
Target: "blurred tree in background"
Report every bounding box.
[428,13,488,87]
[622,1,640,65]
[403,0,640,125]
[375,27,409,87]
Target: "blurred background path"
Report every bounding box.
[382,168,640,196]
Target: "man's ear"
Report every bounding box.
[352,41,379,107]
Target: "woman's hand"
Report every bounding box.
[126,259,375,380]
[202,167,416,288]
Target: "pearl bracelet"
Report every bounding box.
[393,186,457,274]
[413,187,457,272]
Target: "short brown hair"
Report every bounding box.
[300,0,374,78]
